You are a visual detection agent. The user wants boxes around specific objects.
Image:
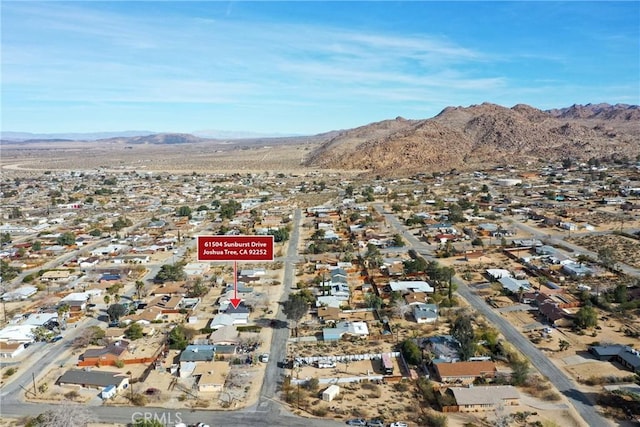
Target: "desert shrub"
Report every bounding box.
[422,411,448,427]
[540,390,561,401]
[394,381,409,392]
[3,367,17,378]
[312,407,329,417]
[130,393,148,406]
[64,390,80,400]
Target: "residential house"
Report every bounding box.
[179,345,216,378]
[412,303,438,324]
[221,303,250,325]
[0,341,26,358]
[389,280,434,294]
[433,361,497,384]
[322,321,369,341]
[79,340,129,365]
[193,360,229,393]
[1,286,38,301]
[422,335,460,363]
[498,277,532,294]
[446,385,520,412]
[57,369,129,392]
[589,344,640,374]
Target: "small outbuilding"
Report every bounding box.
[322,384,340,402]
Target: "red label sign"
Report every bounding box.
[197,235,274,261]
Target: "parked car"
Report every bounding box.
[389,422,408,427]
[260,353,269,363]
[367,420,384,427]
[346,420,366,426]
[50,336,63,343]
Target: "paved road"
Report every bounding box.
[511,220,640,278]
[373,204,611,427]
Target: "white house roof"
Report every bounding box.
[22,312,57,326]
[389,281,434,293]
[0,324,36,342]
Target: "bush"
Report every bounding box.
[3,367,17,378]
[64,390,80,400]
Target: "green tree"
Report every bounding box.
[510,357,529,386]
[1,233,11,245]
[106,304,128,322]
[268,227,290,242]
[125,323,144,340]
[364,293,383,309]
[154,263,186,283]
[392,234,405,247]
[447,203,465,223]
[168,325,196,350]
[400,339,422,365]
[471,237,484,247]
[56,231,76,246]
[176,205,192,218]
[597,247,616,270]
[0,259,21,281]
[613,284,628,303]
[135,280,145,300]
[219,200,241,220]
[451,314,475,361]
[574,304,598,329]
[32,240,42,251]
[103,295,111,305]
[186,278,209,298]
[282,293,309,337]
[558,339,571,352]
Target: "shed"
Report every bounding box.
[101,384,117,399]
[322,384,340,402]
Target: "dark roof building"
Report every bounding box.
[57,369,128,389]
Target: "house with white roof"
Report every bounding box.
[389,280,434,294]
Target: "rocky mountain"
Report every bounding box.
[303,103,639,175]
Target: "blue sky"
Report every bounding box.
[2,1,639,135]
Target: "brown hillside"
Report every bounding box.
[304,103,640,175]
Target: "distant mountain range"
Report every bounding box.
[3,103,638,175]
[0,129,297,142]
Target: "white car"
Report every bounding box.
[390,423,408,427]
[260,353,269,362]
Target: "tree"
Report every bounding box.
[558,339,571,352]
[400,339,422,365]
[613,283,628,304]
[392,234,405,247]
[72,326,106,348]
[1,232,11,245]
[103,295,110,305]
[154,263,186,283]
[364,293,383,310]
[56,232,76,246]
[447,203,465,223]
[219,200,241,220]
[32,240,42,251]
[471,237,484,247]
[125,323,144,340]
[597,247,616,270]
[106,304,127,323]
[574,304,598,329]
[186,278,209,298]
[0,259,21,281]
[268,227,290,242]
[134,280,145,300]
[510,357,529,386]
[311,229,326,241]
[168,325,196,350]
[282,293,308,337]
[176,205,192,218]
[450,314,475,361]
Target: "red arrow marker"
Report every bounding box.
[229,260,241,309]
